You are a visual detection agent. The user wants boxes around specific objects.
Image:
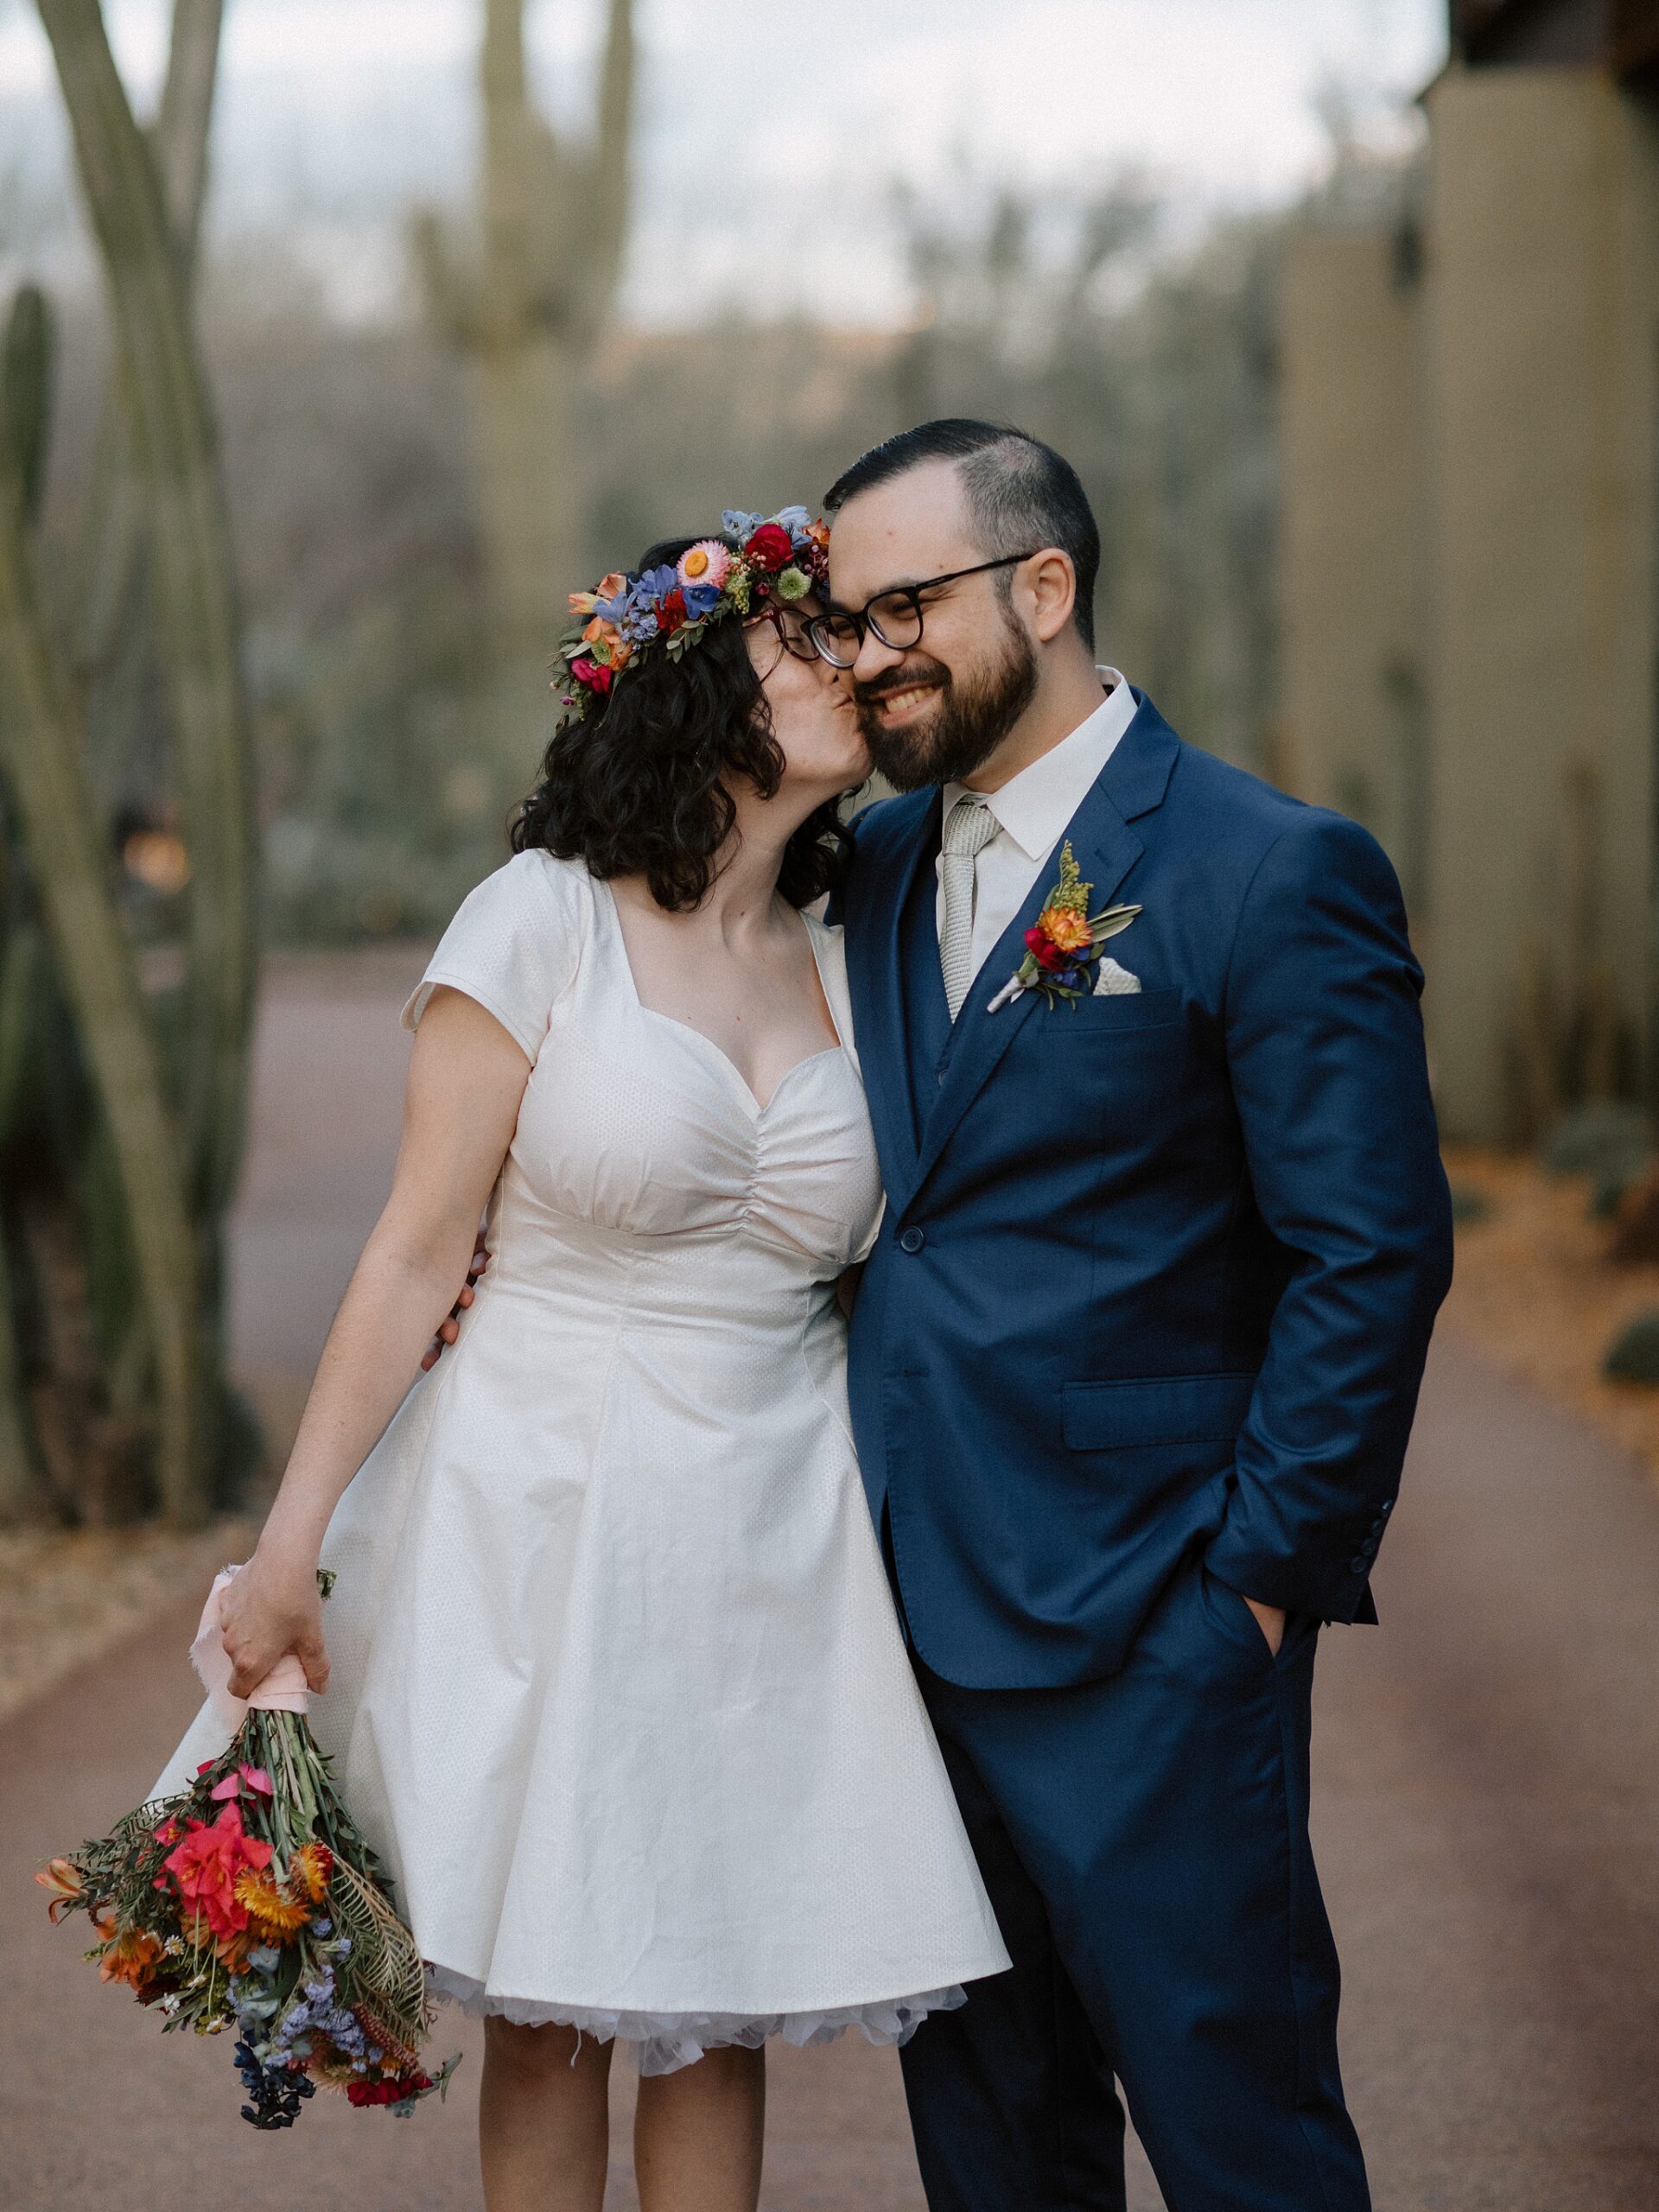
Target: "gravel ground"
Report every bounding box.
[1443,1141,1659,1490]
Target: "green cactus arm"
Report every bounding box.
[76,0,225,674]
[0,458,204,1522]
[39,0,257,1224]
[2,286,55,526]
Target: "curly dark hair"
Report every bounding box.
[511,536,853,912]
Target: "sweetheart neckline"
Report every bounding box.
[594,877,850,1117]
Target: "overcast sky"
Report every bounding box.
[0,0,1446,323]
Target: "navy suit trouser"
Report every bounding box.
[897,1554,1371,2212]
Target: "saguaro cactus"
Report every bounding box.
[415,0,637,655]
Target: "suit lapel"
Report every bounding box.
[843,790,941,1211]
[908,694,1179,1204]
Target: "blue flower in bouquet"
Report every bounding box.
[233,2033,316,2130]
[682,581,723,620]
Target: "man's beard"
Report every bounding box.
[854,613,1039,792]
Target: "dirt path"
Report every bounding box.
[3,952,1656,2209]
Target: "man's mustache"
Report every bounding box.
[853,658,950,705]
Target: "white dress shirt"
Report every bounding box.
[935,669,1137,979]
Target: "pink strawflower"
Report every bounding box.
[677,541,732,593]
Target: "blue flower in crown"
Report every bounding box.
[721,509,766,541]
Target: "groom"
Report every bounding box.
[822,421,1453,2212]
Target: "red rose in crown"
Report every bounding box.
[744,523,793,572]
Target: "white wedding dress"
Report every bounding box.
[152,849,1008,2074]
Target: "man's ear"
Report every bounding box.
[1024,549,1077,645]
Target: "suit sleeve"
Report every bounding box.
[1203,812,1454,1623]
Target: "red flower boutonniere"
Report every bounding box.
[987,842,1141,1012]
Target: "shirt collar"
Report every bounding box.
[943,669,1136,863]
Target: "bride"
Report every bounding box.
[150,509,1007,2211]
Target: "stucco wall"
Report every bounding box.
[1280,231,1427,905]
[1422,67,1659,1136]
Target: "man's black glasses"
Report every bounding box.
[804,552,1042,669]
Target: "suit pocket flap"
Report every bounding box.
[1062,1372,1257,1451]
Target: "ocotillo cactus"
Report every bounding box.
[75,0,223,675]
[413,0,637,655]
[0,428,203,1524]
[13,0,258,1522]
[39,0,257,1234]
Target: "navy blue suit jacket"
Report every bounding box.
[836,692,1454,1691]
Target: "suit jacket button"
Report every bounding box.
[1350,1555,1370,1576]
[1360,1536,1378,1558]
[899,1227,926,1255]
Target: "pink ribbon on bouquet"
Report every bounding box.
[190,1564,312,1732]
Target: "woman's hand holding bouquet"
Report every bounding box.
[35,1563,458,2129]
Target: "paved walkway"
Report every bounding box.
[4,953,1656,2208]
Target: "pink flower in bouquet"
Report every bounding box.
[209,1762,275,1802]
[162,1801,273,1943]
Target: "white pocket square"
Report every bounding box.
[1093,957,1142,996]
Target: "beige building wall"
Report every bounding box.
[1421,66,1659,1138]
[1279,232,1427,906]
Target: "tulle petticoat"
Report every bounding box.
[426,1962,967,2076]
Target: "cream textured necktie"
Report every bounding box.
[939,796,1000,1021]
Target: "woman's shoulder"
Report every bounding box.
[400,848,594,1058]
[489,844,595,910]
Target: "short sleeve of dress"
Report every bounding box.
[400,850,583,1065]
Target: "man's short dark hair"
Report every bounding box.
[823,419,1100,652]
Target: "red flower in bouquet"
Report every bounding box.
[349,2070,433,2107]
[162,1801,273,1943]
[744,522,792,573]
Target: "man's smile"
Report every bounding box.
[868,679,944,724]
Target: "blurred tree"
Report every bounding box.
[885,171,1283,777]
[413,0,637,664]
[0,0,257,1525]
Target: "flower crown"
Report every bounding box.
[553,506,832,731]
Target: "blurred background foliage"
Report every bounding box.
[22,158,1402,947]
[0,0,1416,1522]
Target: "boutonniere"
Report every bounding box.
[987,842,1141,1013]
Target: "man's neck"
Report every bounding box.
[958,660,1113,795]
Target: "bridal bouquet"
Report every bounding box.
[35,1566,458,2129]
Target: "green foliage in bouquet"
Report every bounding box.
[36,1569,459,2127]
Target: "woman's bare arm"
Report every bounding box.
[219,987,531,1696]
